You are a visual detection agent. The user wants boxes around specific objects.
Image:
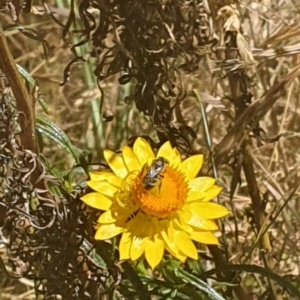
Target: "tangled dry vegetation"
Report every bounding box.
[0,0,300,299]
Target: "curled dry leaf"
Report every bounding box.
[218,5,255,64]
[218,5,241,33]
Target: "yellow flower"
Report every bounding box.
[81,138,229,269]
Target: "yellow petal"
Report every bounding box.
[145,235,164,269]
[119,232,131,260]
[181,211,218,230]
[189,177,216,192]
[133,137,155,166]
[89,172,122,187]
[112,207,132,223]
[130,236,147,261]
[191,219,218,231]
[98,210,116,224]
[89,172,113,181]
[104,150,128,178]
[191,202,229,219]
[127,212,154,236]
[180,155,203,180]
[201,186,222,202]
[174,231,198,260]
[164,242,187,262]
[172,217,192,233]
[87,181,118,197]
[187,191,206,202]
[157,142,182,168]
[81,192,112,210]
[157,141,174,161]
[172,148,182,167]
[161,228,180,256]
[189,231,219,245]
[95,223,124,240]
[161,225,194,261]
[122,146,141,172]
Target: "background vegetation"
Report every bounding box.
[0,0,300,299]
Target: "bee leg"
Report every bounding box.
[158,180,163,192]
[126,209,139,223]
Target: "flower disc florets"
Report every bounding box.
[129,163,188,218]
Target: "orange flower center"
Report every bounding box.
[130,164,189,218]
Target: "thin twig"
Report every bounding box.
[0,22,37,153]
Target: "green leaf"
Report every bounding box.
[17,64,49,114]
[36,115,83,164]
[175,269,226,300]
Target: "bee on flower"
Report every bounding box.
[81,138,229,269]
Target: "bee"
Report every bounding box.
[143,157,168,190]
